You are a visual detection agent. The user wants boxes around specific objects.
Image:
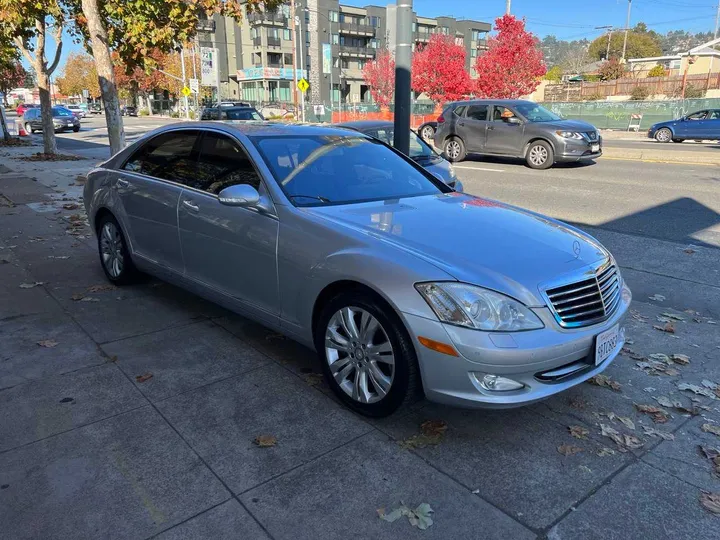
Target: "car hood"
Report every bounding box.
[537,119,598,132]
[415,156,454,185]
[306,193,609,306]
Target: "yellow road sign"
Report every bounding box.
[297,78,309,93]
[181,86,192,97]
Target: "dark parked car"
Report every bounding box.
[647,109,720,142]
[89,103,102,114]
[434,99,602,169]
[204,105,264,121]
[23,106,80,133]
[121,106,138,117]
[335,120,463,191]
[201,102,256,120]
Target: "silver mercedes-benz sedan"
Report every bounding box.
[84,122,630,417]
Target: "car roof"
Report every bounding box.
[333,120,393,131]
[169,121,372,139]
[449,99,535,107]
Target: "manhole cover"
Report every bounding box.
[0,193,15,207]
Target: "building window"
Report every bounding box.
[472,29,479,41]
[268,28,278,39]
[284,53,293,66]
[670,59,681,69]
[369,16,380,27]
[283,29,291,40]
[455,37,464,46]
[471,48,477,58]
[438,26,449,35]
[279,81,291,102]
[329,10,339,22]
[332,33,339,44]
[341,58,349,69]
[333,57,339,68]
[369,39,378,49]
[412,22,416,32]
[251,27,259,39]
[358,59,367,69]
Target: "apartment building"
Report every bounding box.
[198,1,491,105]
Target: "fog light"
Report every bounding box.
[475,373,524,392]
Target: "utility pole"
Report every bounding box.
[191,43,199,117]
[621,0,632,62]
[710,0,720,73]
[505,0,511,15]
[393,0,412,155]
[290,0,299,120]
[180,46,189,119]
[595,26,613,60]
[296,13,306,122]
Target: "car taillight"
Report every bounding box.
[437,115,445,124]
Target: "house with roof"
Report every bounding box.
[628,41,720,78]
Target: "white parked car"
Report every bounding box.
[66,105,87,119]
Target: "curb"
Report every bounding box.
[601,148,720,165]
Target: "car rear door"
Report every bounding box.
[703,109,720,139]
[177,130,279,324]
[483,105,525,156]
[115,129,201,272]
[457,104,490,152]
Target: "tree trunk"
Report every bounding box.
[0,105,11,141]
[81,0,125,155]
[36,69,57,155]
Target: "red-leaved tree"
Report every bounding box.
[362,48,395,109]
[0,61,29,106]
[474,15,546,99]
[412,34,471,104]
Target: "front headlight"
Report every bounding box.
[415,282,544,331]
[556,131,583,139]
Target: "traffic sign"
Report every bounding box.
[297,78,309,93]
[181,86,192,97]
[189,79,199,94]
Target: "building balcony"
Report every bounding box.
[248,12,288,26]
[267,37,281,48]
[253,36,262,47]
[476,38,488,49]
[338,45,376,57]
[266,62,283,68]
[338,22,376,36]
[414,32,431,43]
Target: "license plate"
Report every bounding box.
[595,324,618,365]
[591,143,600,153]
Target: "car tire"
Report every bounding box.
[654,127,672,143]
[420,124,435,142]
[526,140,554,169]
[672,138,684,143]
[24,123,33,134]
[96,213,140,285]
[443,137,466,162]
[314,289,421,417]
[73,126,80,132]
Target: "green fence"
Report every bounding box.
[539,99,720,130]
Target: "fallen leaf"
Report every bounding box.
[135,372,153,383]
[568,395,588,409]
[379,503,434,530]
[631,310,649,322]
[421,420,448,438]
[700,492,720,515]
[471,489,480,494]
[642,426,674,440]
[702,424,720,437]
[617,416,636,430]
[47,255,69,259]
[621,347,646,361]
[597,447,616,457]
[653,323,675,334]
[671,354,690,365]
[702,380,718,390]
[37,339,58,348]
[635,404,670,423]
[649,353,671,364]
[400,420,448,449]
[19,282,43,289]
[678,383,717,400]
[648,294,666,302]
[698,445,720,477]
[684,248,696,254]
[558,444,583,456]
[623,434,644,450]
[569,425,589,439]
[253,435,278,447]
[600,424,626,451]
[588,374,621,392]
[87,284,117,293]
[661,312,685,321]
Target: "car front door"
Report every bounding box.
[115,129,201,272]
[30,109,42,131]
[676,110,708,138]
[177,130,279,324]
[457,104,490,152]
[483,105,526,156]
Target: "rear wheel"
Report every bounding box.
[655,127,672,143]
[443,137,466,162]
[24,123,33,134]
[420,124,435,142]
[315,290,420,417]
[96,213,140,285]
[526,140,554,169]
[73,126,80,132]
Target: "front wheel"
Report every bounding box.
[526,140,554,169]
[96,214,140,285]
[315,290,420,417]
[443,137,466,162]
[73,126,80,132]
[655,127,672,143]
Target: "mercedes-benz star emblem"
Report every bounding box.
[572,240,581,259]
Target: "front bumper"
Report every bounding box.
[555,136,603,162]
[404,283,631,408]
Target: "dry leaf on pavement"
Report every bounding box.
[671,354,690,365]
[37,339,58,348]
[588,374,621,391]
[701,424,720,437]
[642,426,674,440]
[253,435,278,447]
[684,248,696,254]
[87,284,117,293]
[698,446,720,477]
[623,434,644,450]
[634,404,670,423]
[421,419,448,438]
[557,444,583,456]
[700,492,720,515]
[653,323,675,334]
[661,312,685,321]
[569,425,589,439]
[379,503,434,530]
[400,420,448,449]
[648,294,666,302]
[678,383,717,400]
[648,353,671,364]
[19,282,44,288]
[597,447,616,457]
[135,372,153,383]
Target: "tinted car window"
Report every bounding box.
[223,109,264,121]
[709,110,720,120]
[466,105,488,121]
[52,108,73,117]
[513,102,561,122]
[123,130,201,184]
[194,132,262,194]
[453,105,467,117]
[369,128,435,160]
[686,111,707,120]
[253,135,445,206]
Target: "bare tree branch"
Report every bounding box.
[13,37,35,66]
[47,24,64,75]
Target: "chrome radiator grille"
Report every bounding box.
[545,264,620,327]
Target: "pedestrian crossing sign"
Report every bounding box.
[297,79,309,93]
[181,86,192,97]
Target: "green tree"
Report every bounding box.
[647,64,667,78]
[0,0,66,154]
[544,65,563,82]
[56,52,100,97]
[588,31,661,61]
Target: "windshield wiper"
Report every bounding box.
[288,194,332,203]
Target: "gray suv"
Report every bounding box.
[434,99,602,169]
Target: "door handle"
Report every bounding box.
[116,179,129,188]
[182,199,199,212]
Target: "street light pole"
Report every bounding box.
[290,0,299,119]
[393,0,412,155]
[710,0,720,73]
[180,46,189,119]
[295,14,306,122]
[621,0,632,62]
[505,0,511,15]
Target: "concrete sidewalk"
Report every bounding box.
[1,141,719,539]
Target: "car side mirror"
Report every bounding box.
[218,184,260,208]
[506,117,521,125]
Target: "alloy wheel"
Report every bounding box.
[421,125,434,141]
[529,144,548,166]
[100,222,124,278]
[655,128,671,142]
[324,306,395,404]
[445,140,461,160]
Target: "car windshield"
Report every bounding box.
[514,103,561,122]
[366,127,435,160]
[225,109,263,121]
[253,135,445,207]
[52,108,72,117]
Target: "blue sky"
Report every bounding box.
[38,0,720,76]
